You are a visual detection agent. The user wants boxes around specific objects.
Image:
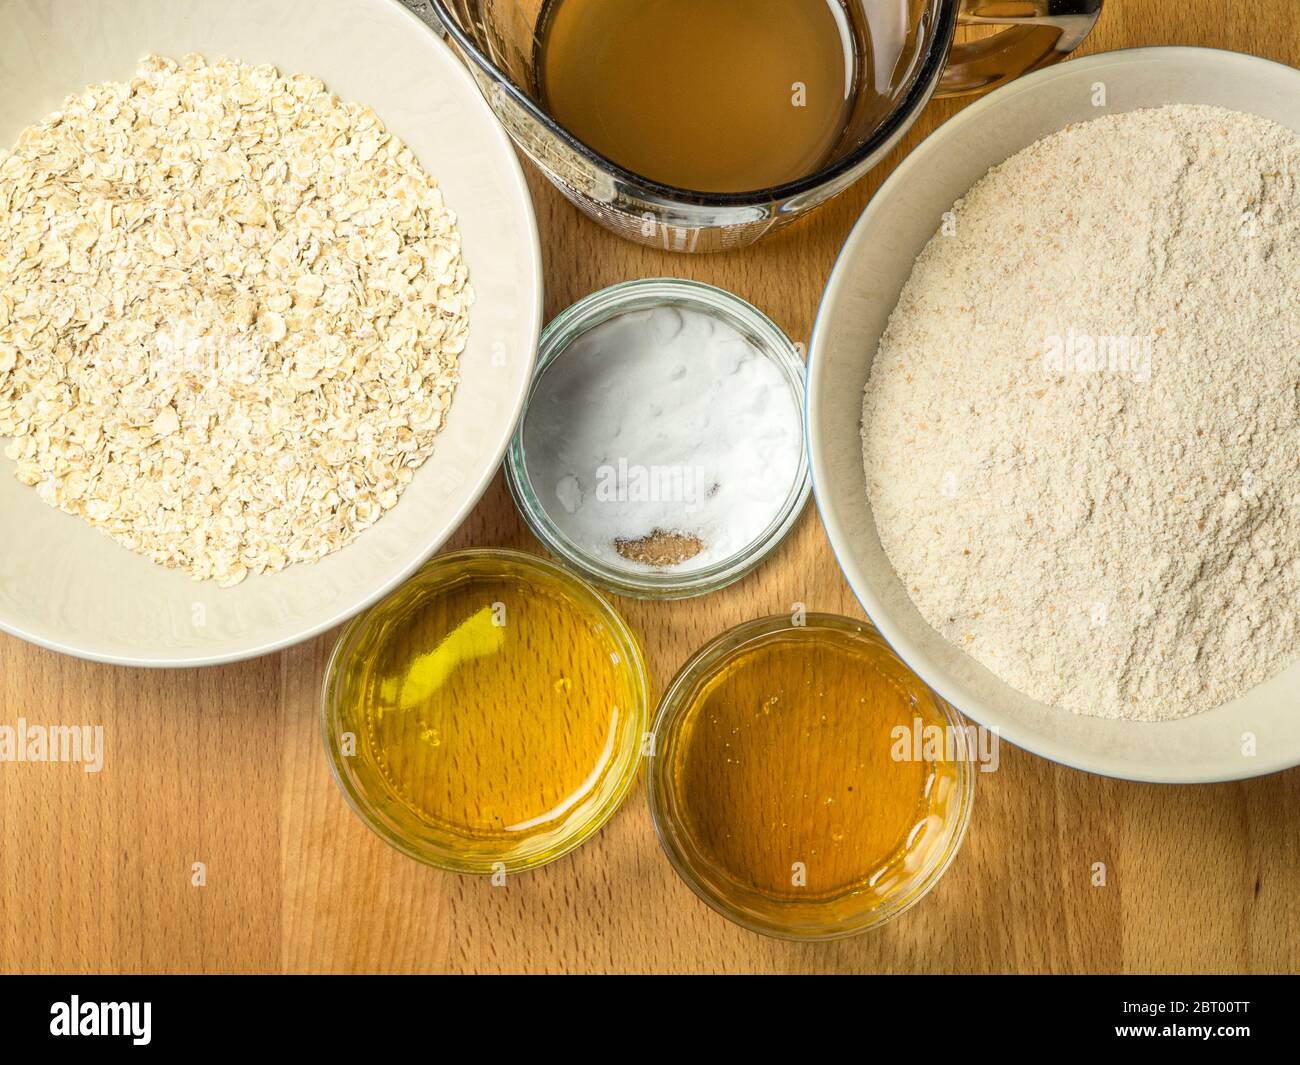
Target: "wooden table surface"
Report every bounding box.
[3,0,1298,975]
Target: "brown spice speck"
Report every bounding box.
[615,529,704,568]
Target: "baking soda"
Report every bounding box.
[524,305,803,573]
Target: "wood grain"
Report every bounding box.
[2,0,1298,975]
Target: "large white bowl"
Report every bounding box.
[809,47,1300,783]
[0,0,541,666]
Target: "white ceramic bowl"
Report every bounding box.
[0,0,541,666]
[808,47,1300,783]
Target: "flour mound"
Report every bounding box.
[861,105,1300,721]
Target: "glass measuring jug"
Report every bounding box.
[419,1,1102,252]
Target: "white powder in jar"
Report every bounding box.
[861,104,1300,722]
[522,305,803,573]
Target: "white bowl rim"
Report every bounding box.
[808,45,1300,784]
[0,0,544,669]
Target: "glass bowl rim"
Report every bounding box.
[646,611,976,940]
[504,278,812,600]
[320,546,652,874]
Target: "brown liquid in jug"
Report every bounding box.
[537,0,858,194]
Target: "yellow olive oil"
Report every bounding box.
[327,552,647,872]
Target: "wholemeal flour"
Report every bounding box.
[862,105,1300,721]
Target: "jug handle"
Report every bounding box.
[937,0,1103,98]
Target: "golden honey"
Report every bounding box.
[323,550,649,873]
[650,614,972,938]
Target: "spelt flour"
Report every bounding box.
[861,105,1300,721]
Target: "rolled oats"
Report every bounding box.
[0,54,473,586]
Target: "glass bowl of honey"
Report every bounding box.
[322,548,650,874]
[648,612,975,939]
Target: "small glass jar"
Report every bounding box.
[321,549,650,874]
[505,279,811,599]
[648,613,975,939]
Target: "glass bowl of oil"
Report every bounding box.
[648,613,974,939]
[322,549,650,874]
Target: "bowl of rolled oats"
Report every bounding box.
[0,0,542,665]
